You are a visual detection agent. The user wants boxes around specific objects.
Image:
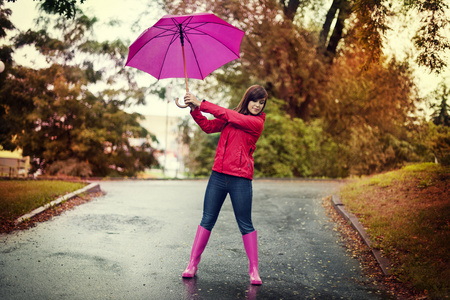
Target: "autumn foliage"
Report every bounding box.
[169,0,448,178]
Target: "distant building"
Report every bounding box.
[139,115,189,178]
[0,150,30,177]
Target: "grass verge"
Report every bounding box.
[0,180,87,226]
[340,163,449,299]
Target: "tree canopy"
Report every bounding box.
[0,1,158,176]
[6,0,86,19]
[1,0,448,178]
[169,0,446,177]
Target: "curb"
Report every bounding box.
[14,182,102,225]
[331,194,392,275]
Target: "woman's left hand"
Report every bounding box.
[184,92,201,108]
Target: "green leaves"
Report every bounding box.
[0,3,157,177]
[38,0,87,19]
[411,0,450,73]
[0,0,14,39]
[15,29,67,55]
[253,100,345,178]
[430,82,450,127]
[255,109,312,177]
[426,122,450,166]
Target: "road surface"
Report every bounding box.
[0,179,394,299]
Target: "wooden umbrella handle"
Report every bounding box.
[175,97,189,108]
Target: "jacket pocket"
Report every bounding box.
[238,149,248,174]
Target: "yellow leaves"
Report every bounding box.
[339,163,450,297]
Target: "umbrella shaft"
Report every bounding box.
[182,45,189,92]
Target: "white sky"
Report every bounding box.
[2,0,449,118]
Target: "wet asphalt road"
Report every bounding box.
[0,180,394,300]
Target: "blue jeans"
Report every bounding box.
[200,171,255,235]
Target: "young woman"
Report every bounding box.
[182,85,268,285]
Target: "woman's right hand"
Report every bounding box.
[184,92,201,109]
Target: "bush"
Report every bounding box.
[254,99,348,178]
[47,158,92,177]
[426,122,450,166]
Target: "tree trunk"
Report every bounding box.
[318,0,351,58]
[281,0,300,21]
[298,94,314,121]
[326,0,350,56]
[319,0,340,50]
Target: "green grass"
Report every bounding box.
[0,180,87,223]
[340,163,450,299]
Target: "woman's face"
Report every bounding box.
[247,99,266,115]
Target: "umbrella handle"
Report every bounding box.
[175,97,189,108]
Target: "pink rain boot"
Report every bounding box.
[182,225,211,278]
[242,230,262,285]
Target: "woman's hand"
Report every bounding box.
[184,92,201,109]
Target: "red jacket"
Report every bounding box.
[191,100,265,180]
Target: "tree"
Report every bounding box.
[0,0,14,38]
[316,40,424,175]
[411,0,450,73]
[0,0,17,150]
[428,82,450,166]
[280,0,450,72]
[166,0,449,73]
[164,0,433,178]
[182,126,219,177]
[253,99,346,177]
[431,82,450,127]
[6,0,86,19]
[0,3,158,176]
[425,122,450,166]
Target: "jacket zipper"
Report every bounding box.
[239,150,242,170]
[222,131,230,172]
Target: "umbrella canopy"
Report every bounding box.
[125,13,245,81]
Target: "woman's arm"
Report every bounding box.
[185,92,265,136]
[200,101,265,136]
[185,92,226,133]
[190,107,226,134]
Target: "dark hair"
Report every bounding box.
[234,85,268,115]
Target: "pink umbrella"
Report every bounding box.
[125,13,245,108]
